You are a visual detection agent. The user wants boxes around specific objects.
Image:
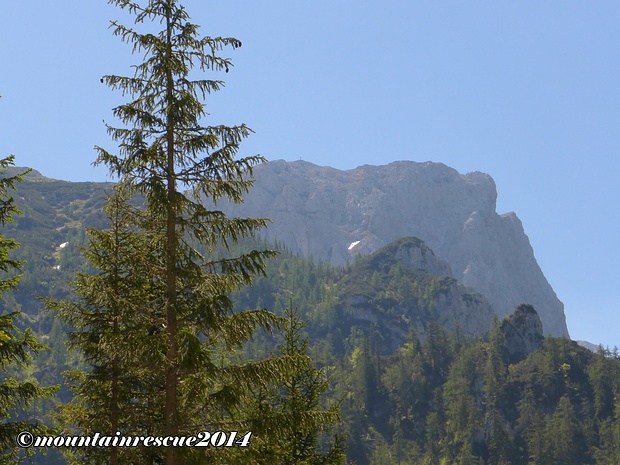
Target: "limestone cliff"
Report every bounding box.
[216,159,568,337]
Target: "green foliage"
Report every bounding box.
[0,156,57,463]
[0,19,609,465]
[244,306,345,465]
[4,2,620,464]
[10,174,620,465]
[45,189,167,464]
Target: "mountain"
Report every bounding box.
[214,159,568,337]
[500,303,544,362]
[2,168,111,318]
[6,166,620,465]
[5,161,568,338]
[331,237,495,353]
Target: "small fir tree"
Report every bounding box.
[246,305,346,465]
[45,188,167,464]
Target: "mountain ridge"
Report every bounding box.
[4,160,568,338]
[214,159,568,337]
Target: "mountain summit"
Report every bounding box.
[217,159,567,337]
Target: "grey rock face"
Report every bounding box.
[219,159,568,337]
[576,340,602,353]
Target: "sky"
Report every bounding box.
[1,1,619,347]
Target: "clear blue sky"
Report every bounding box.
[1,1,618,347]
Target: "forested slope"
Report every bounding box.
[3,174,620,464]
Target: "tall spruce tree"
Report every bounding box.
[64,1,298,464]
[0,156,56,463]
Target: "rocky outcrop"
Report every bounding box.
[393,237,452,276]
[216,159,568,337]
[373,237,453,278]
[501,304,544,361]
[335,238,495,352]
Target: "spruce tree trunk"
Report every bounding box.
[111,317,119,465]
[164,6,178,464]
[111,207,120,465]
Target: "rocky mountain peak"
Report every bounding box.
[370,237,453,278]
[214,159,568,337]
[5,166,54,182]
[336,237,495,352]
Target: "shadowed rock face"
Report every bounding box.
[389,237,454,278]
[501,304,545,361]
[217,159,568,337]
[334,237,496,353]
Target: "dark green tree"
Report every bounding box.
[482,322,512,464]
[246,306,345,465]
[0,156,56,463]
[341,330,384,465]
[382,333,426,441]
[441,339,489,463]
[423,388,446,464]
[547,395,587,465]
[589,347,614,420]
[422,319,452,389]
[593,395,620,464]
[45,188,167,465]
